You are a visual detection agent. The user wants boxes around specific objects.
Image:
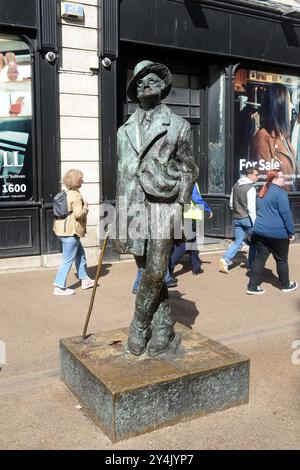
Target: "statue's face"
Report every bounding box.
[136,73,165,101]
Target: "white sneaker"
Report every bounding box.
[219,258,229,274]
[53,287,75,296]
[81,277,96,290]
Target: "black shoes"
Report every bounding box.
[247,282,298,295]
[247,285,265,295]
[134,267,204,293]
[282,281,298,293]
[192,267,204,275]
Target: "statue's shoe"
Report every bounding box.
[127,321,151,356]
[147,331,175,357]
[127,338,148,356]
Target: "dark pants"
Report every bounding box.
[169,218,201,276]
[248,235,290,289]
[169,242,201,274]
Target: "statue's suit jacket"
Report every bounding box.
[112,104,198,256]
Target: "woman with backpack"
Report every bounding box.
[53,169,95,295]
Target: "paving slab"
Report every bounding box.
[0,244,300,449]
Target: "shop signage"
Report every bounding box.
[0,35,33,201]
[61,2,84,20]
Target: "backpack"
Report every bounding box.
[53,190,70,219]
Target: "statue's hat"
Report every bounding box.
[127,60,172,103]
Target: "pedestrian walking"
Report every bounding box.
[53,169,95,295]
[165,182,213,286]
[247,169,297,295]
[219,166,260,273]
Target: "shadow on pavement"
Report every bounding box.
[229,253,248,272]
[174,257,211,278]
[259,267,281,289]
[87,263,112,279]
[68,263,112,289]
[244,266,284,290]
[169,290,200,329]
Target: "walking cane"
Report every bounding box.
[82,231,109,340]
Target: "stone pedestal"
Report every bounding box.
[60,325,249,442]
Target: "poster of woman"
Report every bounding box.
[234,69,300,192]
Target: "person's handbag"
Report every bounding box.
[244,227,254,246]
[183,201,203,220]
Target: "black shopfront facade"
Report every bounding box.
[101,0,300,239]
[0,0,59,259]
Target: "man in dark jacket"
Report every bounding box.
[112,60,198,356]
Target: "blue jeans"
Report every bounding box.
[223,218,256,268]
[54,235,88,288]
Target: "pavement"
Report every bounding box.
[0,244,300,450]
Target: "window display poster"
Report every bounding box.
[0,35,33,201]
[234,68,300,192]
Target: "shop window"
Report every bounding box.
[0,34,33,202]
[234,67,300,192]
[208,65,225,194]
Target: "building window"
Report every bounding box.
[234,67,300,192]
[208,65,225,194]
[126,68,200,119]
[0,34,33,202]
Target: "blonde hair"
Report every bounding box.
[62,169,83,190]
